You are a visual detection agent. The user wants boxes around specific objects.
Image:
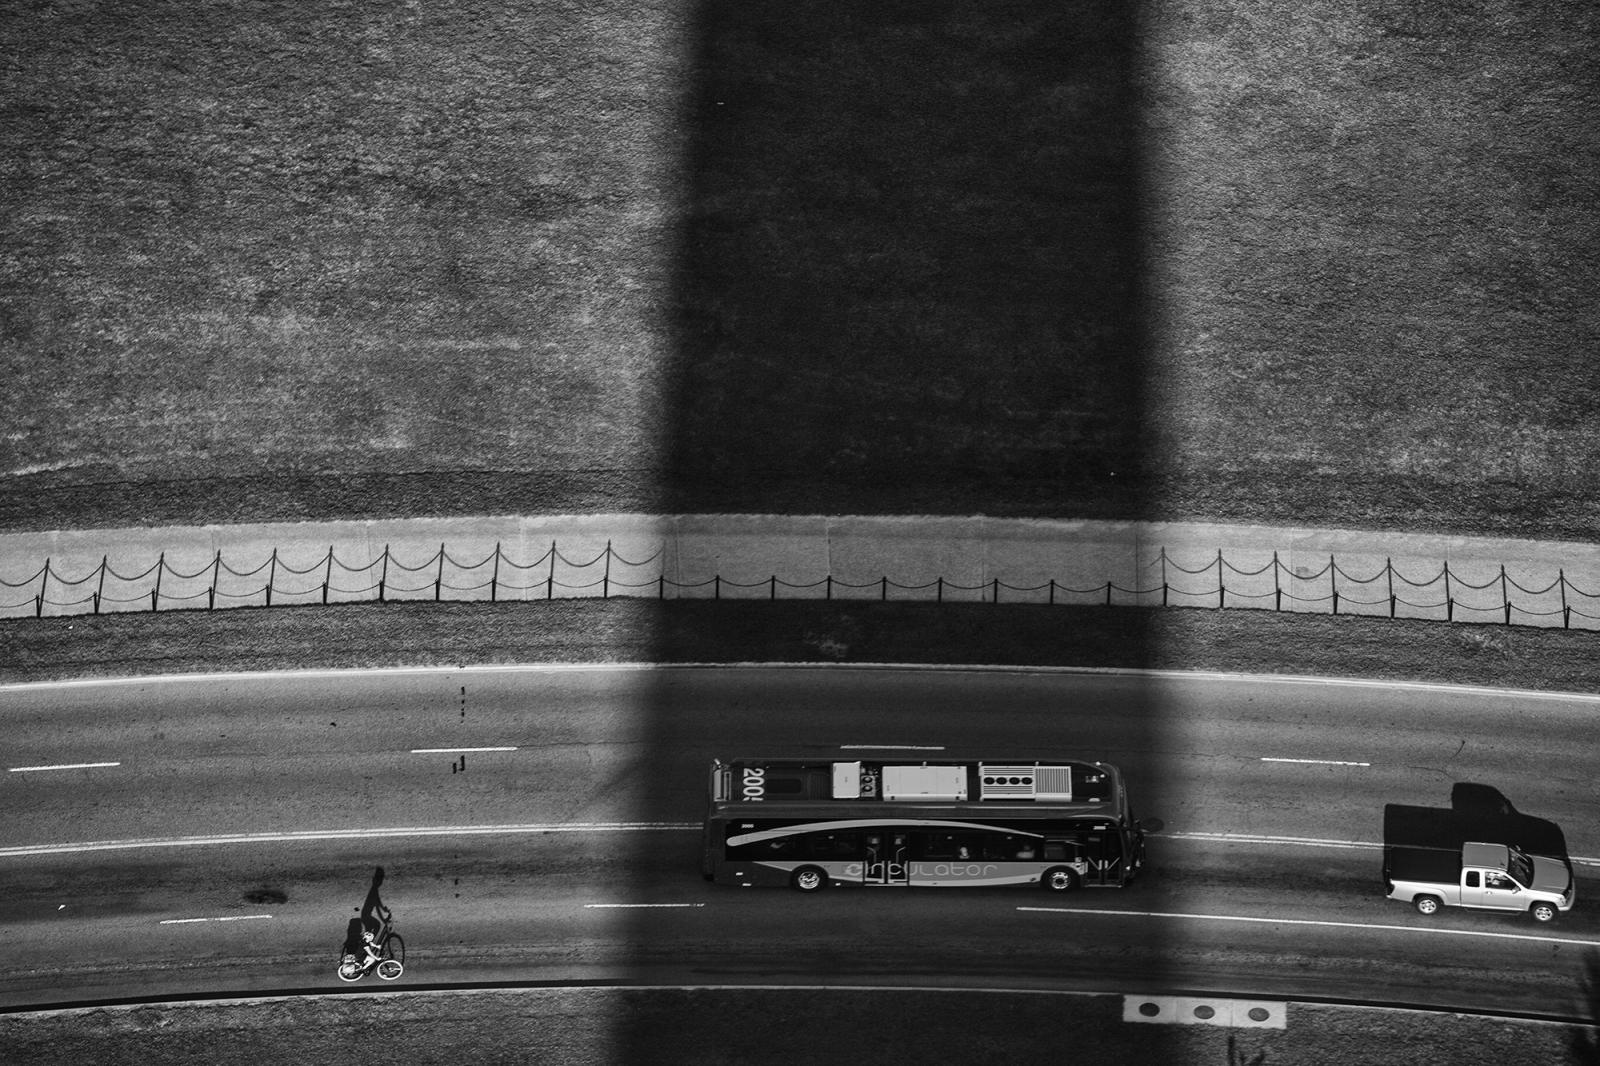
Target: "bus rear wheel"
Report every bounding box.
[1042,867,1080,892]
[792,866,828,893]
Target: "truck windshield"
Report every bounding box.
[1507,848,1535,887]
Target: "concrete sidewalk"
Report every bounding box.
[2,514,1599,630]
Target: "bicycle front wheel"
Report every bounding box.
[376,958,404,980]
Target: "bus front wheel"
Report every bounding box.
[1042,867,1080,892]
[792,866,828,893]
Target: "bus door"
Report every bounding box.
[1081,824,1126,885]
[864,832,909,885]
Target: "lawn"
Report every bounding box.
[2,2,1597,537]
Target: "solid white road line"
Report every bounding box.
[1018,906,1600,948]
[8,761,121,773]
[583,903,706,909]
[1167,830,1600,867]
[0,821,701,858]
[160,915,273,925]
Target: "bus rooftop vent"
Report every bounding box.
[979,764,1073,801]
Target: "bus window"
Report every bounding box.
[807,831,862,859]
[724,828,803,860]
[916,832,981,860]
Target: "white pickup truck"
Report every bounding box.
[1385,840,1575,923]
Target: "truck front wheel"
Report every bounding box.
[1530,901,1557,923]
[1414,896,1441,916]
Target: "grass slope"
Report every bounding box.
[2,3,1597,536]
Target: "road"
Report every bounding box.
[1,665,1596,1018]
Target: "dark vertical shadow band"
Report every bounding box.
[636,2,1164,1056]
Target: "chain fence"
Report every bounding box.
[3,540,1598,631]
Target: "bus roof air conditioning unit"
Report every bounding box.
[882,764,967,801]
[832,761,862,799]
[979,764,1073,801]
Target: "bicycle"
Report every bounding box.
[336,916,405,982]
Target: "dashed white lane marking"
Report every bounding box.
[583,903,707,909]
[160,914,273,925]
[409,747,517,754]
[1018,907,1600,948]
[840,745,946,751]
[1259,757,1371,767]
[8,761,121,773]
[0,822,700,858]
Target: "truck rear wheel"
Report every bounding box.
[1413,895,1441,916]
[1530,901,1557,923]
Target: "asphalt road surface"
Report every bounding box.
[1,665,1596,1019]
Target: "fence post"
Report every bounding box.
[547,540,557,600]
[1160,547,1168,591]
[1500,565,1510,625]
[35,594,43,618]
[40,557,51,616]
[826,575,833,600]
[324,546,334,603]
[1048,578,1056,606]
[1162,582,1168,607]
[992,577,1000,604]
[1273,551,1281,611]
[491,542,501,603]
[770,575,777,600]
[1217,549,1225,608]
[1387,557,1396,617]
[1328,554,1336,616]
[266,548,278,607]
[715,575,721,600]
[379,545,388,602]
[881,576,888,601]
[436,542,445,601]
[210,550,221,611]
[96,555,107,614]
[1560,568,1569,628]
[1105,581,1112,607]
[603,540,612,599]
[659,574,666,599]
[208,585,215,610]
[154,552,165,612]
[936,577,943,603]
[1442,560,1452,621]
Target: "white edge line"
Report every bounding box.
[160,914,273,925]
[583,903,707,909]
[1017,906,1600,949]
[8,762,121,773]
[0,822,701,858]
[5,662,1600,705]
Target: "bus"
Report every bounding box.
[703,754,1147,892]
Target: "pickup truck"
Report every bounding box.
[1385,839,1574,923]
